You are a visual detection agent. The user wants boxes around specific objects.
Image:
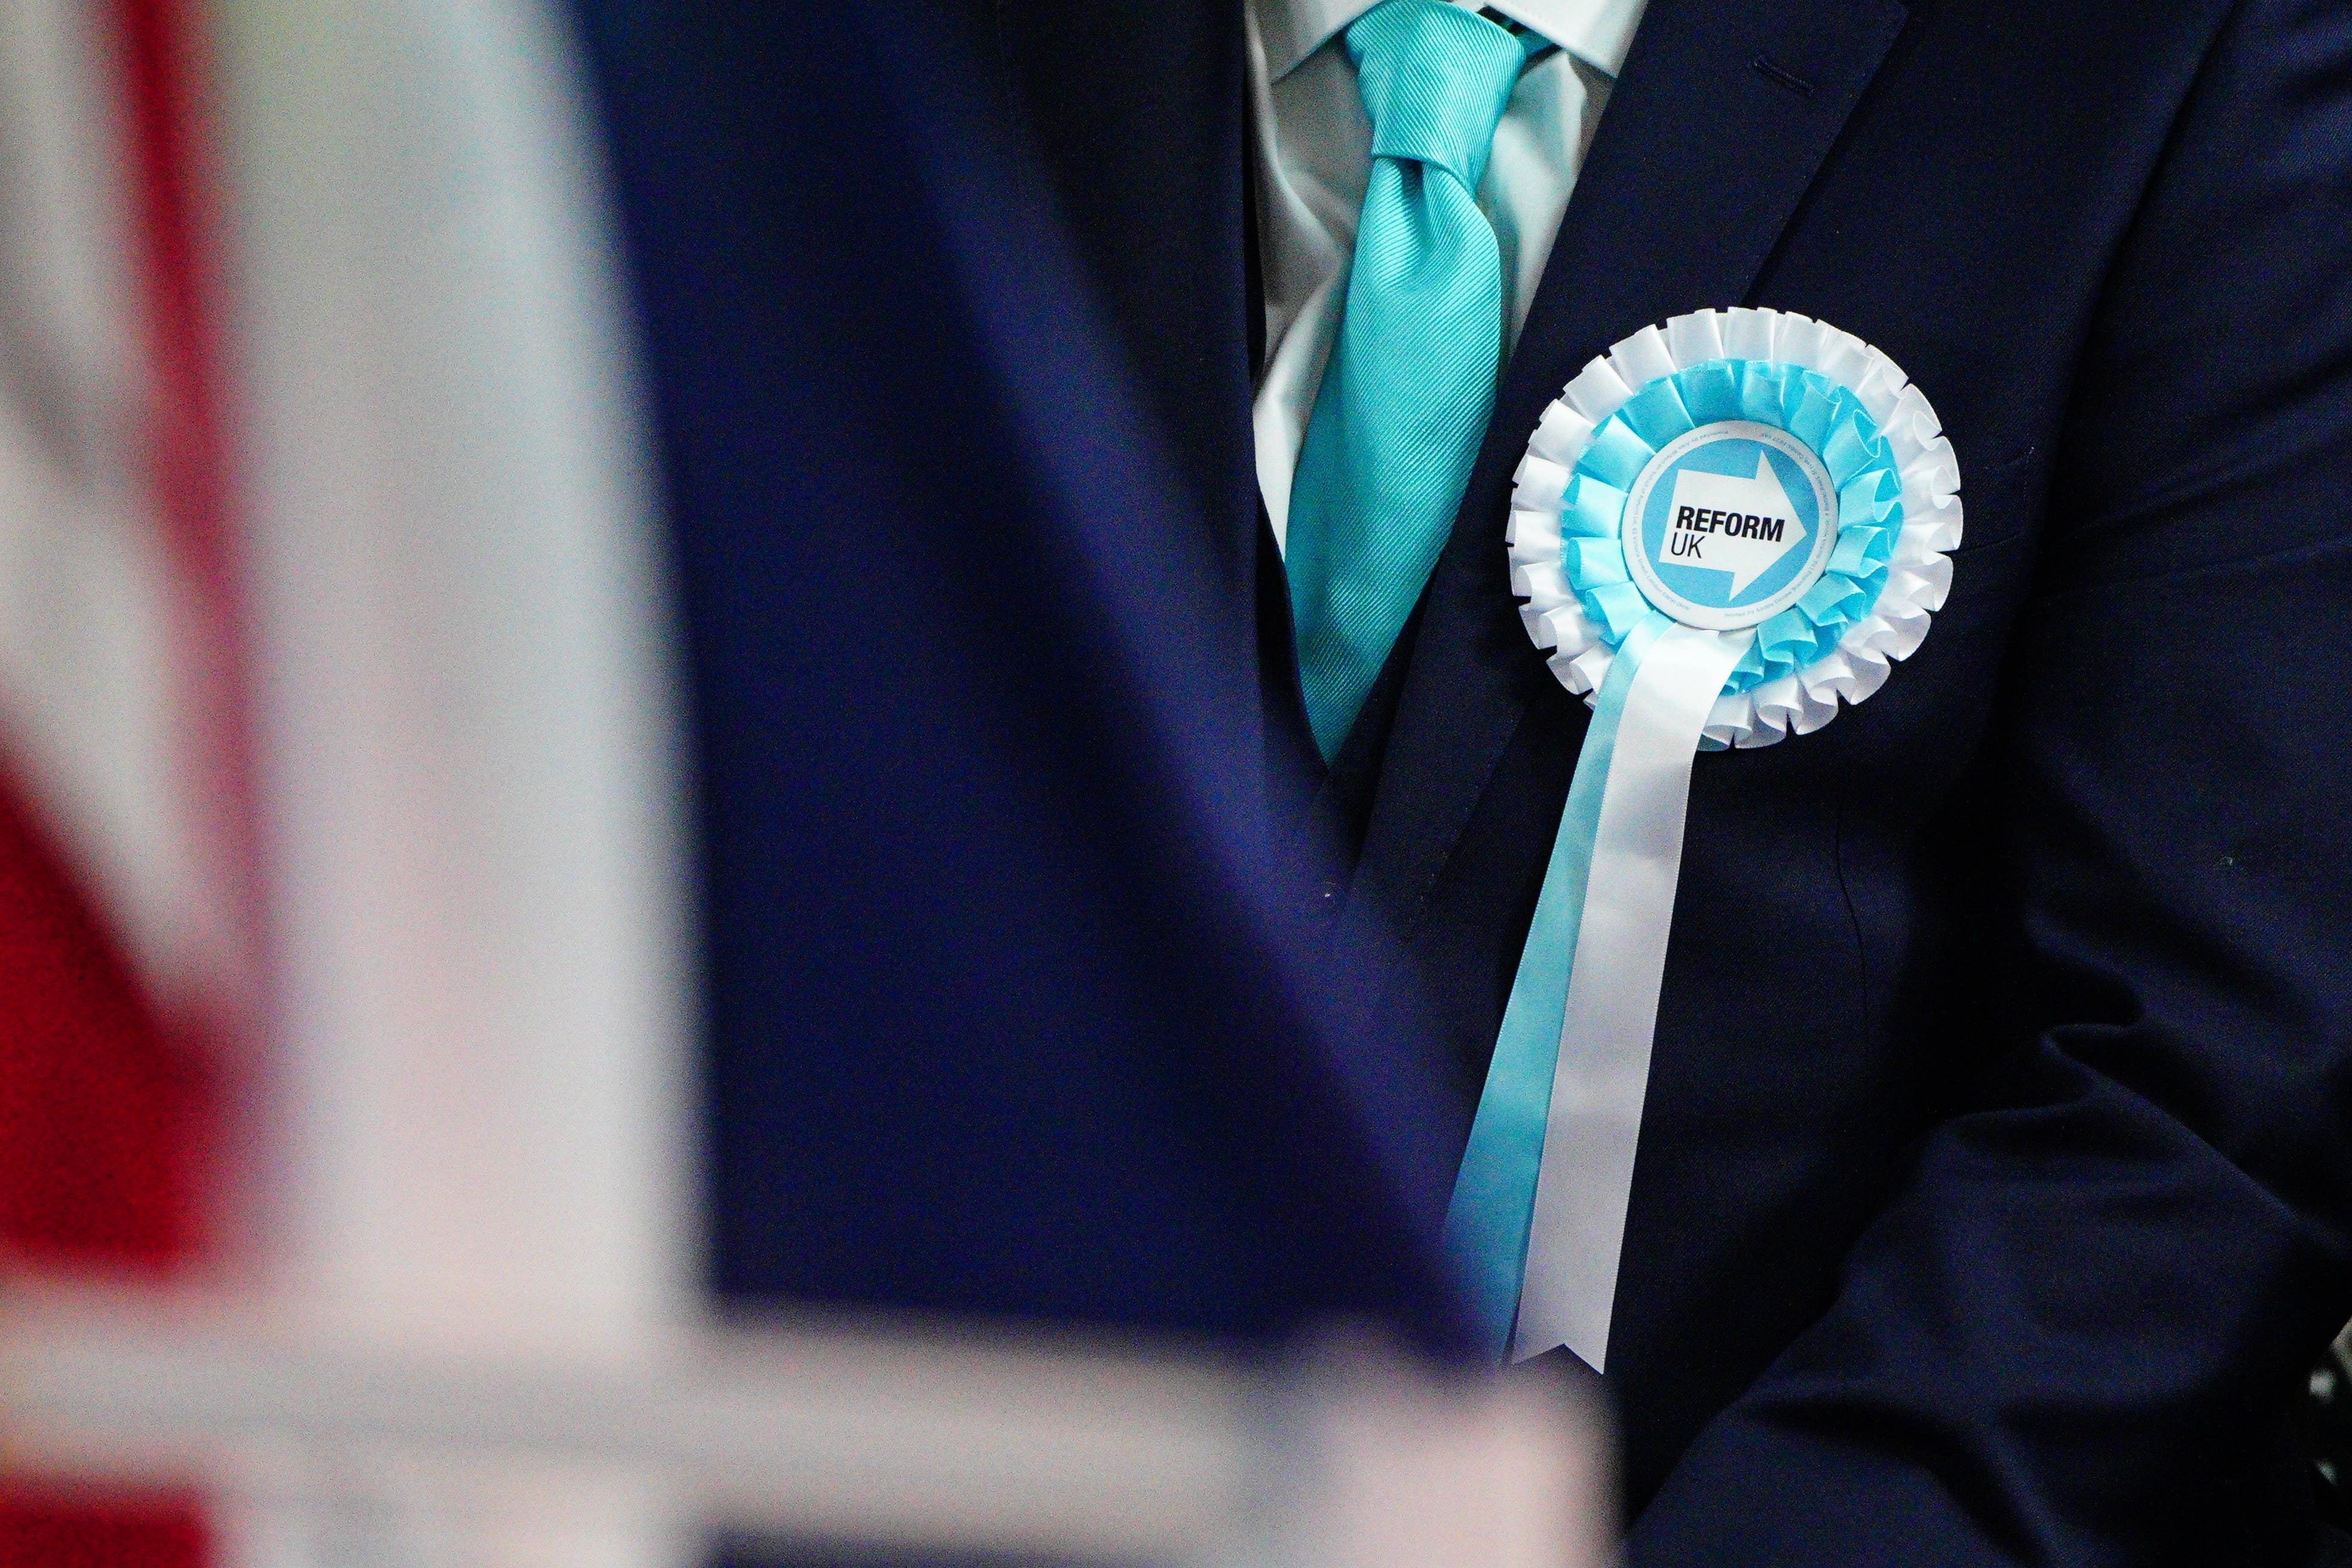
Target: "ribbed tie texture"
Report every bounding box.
[1286,0,1526,762]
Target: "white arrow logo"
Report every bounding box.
[1663,453,1807,600]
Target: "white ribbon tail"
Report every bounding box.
[1511,623,1750,1370]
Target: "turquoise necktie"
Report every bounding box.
[1287,0,1529,762]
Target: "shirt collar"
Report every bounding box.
[1254,0,1650,84]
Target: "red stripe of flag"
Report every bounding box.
[115,0,261,982]
[0,0,251,1289]
[3,0,250,1558]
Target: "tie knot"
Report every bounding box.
[1346,0,1528,187]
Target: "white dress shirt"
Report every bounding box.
[1248,0,1649,549]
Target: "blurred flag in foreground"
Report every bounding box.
[1,0,690,1554]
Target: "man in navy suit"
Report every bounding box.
[979,0,2352,1561]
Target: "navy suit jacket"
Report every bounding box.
[989,0,2352,1561]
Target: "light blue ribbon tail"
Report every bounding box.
[1443,610,1670,1361]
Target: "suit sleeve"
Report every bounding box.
[1628,0,2352,1561]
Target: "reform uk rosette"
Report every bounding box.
[1446,307,1963,1370]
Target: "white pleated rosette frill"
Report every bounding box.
[1505,307,1963,746]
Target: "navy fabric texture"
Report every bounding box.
[566,1,1471,1353]
[988,0,2352,1560]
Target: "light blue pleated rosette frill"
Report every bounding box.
[1446,307,1962,1371]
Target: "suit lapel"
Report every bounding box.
[1342,0,1910,946]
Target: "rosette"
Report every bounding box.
[1507,307,1962,746]
[1446,308,1962,1370]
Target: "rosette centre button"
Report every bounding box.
[1667,454,1801,597]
